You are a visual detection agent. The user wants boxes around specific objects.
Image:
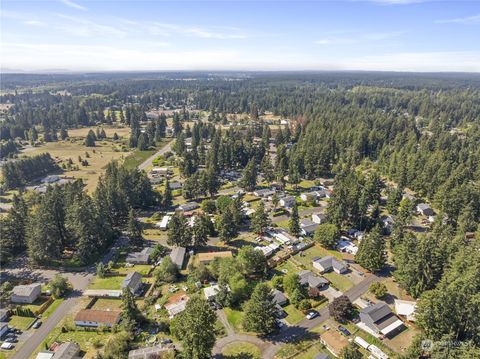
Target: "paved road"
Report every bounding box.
[10,236,128,359]
[137,140,173,171]
[213,273,380,358]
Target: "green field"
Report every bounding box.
[222,342,262,359]
[224,308,244,332]
[123,149,156,169]
[89,276,125,290]
[323,272,354,292]
[8,315,36,330]
[283,304,305,325]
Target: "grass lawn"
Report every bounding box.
[8,315,36,330]
[91,298,122,311]
[89,276,125,290]
[292,344,328,359]
[283,304,305,325]
[275,219,289,229]
[295,244,343,268]
[41,298,64,319]
[224,308,244,332]
[323,272,354,292]
[123,149,156,170]
[222,342,261,359]
[115,264,152,276]
[23,296,50,313]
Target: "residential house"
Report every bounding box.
[157,215,171,230]
[394,299,417,322]
[178,202,200,212]
[204,284,229,301]
[300,219,319,237]
[74,309,121,327]
[0,309,9,322]
[416,203,434,217]
[271,230,298,245]
[312,213,327,224]
[164,292,189,318]
[382,215,395,234]
[320,330,349,357]
[359,302,404,337]
[312,256,348,274]
[279,196,296,209]
[128,345,174,359]
[50,342,81,359]
[170,247,186,268]
[253,188,276,198]
[298,270,329,289]
[83,289,122,298]
[126,247,153,265]
[150,167,172,177]
[336,240,358,255]
[121,272,143,295]
[272,289,288,306]
[169,181,182,190]
[198,251,233,265]
[11,283,41,304]
[300,191,319,202]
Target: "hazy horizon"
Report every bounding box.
[2,0,480,73]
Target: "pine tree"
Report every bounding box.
[127,209,143,247]
[167,213,191,247]
[121,287,141,324]
[251,201,270,234]
[192,214,209,248]
[240,158,257,191]
[217,207,238,242]
[289,202,300,236]
[242,283,277,335]
[355,226,386,272]
[163,179,173,208]
[85,130,96,147]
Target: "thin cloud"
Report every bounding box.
[435,14,480,24]
[315,31,403,45]
[60,0,87,11]
[147,23,247,39]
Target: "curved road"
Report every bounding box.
[213,273,380,358]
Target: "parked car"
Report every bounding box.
[338,325,351,336]
[32,321,42,329]
[5,337,17,343]
[306,310,319,320]
[0,342,14,350]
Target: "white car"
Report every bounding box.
[306,311,319,320]
[1,342,14,350]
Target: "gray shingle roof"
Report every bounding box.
[361,302,392,323]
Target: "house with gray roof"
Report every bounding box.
[178,202,199,212]
[300,219,319,236]
[312,256,348,274]
[170,247,186,268]
[126,247,153,265]
[279,196,296,209]
[11,283,41,304]
[272,289,288,306]
[121,272,143,295]
[359,302,404,337]
[416,203,434,217]
[298,270,329,289]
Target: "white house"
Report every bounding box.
[394,299,417,322]
[311,213,327,224]
[157,215,171,231]
[11,283,41,304]
[204,284,229,301]
[300,219,319,237]
[337,240,358,255]
[416,203,434,217]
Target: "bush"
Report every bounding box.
[297,299,312,312]
[369,282,388,299]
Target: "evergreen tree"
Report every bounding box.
[240,158,257,191]
[163,179,173,208]
[355,226,386,272]
[314,224,340,249]
[217,207,238,242]
[171,296,216,359]
[127,209,143,247]
[251,201,270,234]
[242,283,277,335]
[85,130,96,147]
[167,213,191,247]
[121,287,141,324]
[289,202,301,236]
[191,214,210,248]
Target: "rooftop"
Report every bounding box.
[74,309,121,324]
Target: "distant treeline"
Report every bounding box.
[1,153,59,189]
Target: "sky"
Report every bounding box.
[1,0,480,72]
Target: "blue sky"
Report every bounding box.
[1,0,479,72]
